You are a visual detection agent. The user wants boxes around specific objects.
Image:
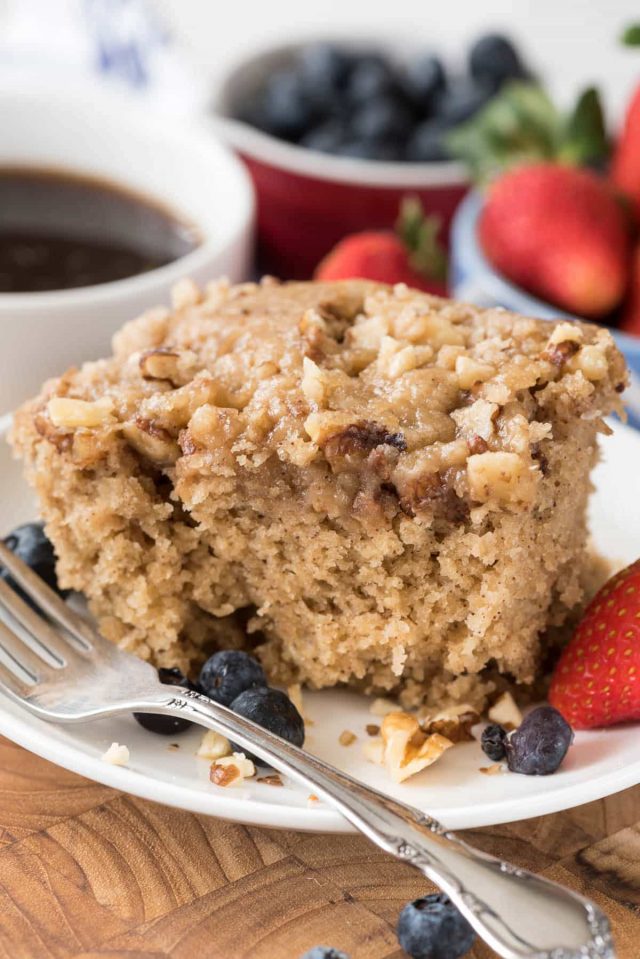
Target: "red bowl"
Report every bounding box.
[210,41,469,279]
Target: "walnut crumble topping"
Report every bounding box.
[12,279,627,712]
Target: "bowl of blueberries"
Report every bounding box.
[211,33,532,277]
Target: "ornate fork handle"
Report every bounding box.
[157,689,614,959]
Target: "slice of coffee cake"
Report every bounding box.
[11,279,627,709]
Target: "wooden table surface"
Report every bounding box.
[0,735,638,959]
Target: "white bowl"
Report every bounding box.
[0,83,255,414]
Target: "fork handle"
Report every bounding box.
[158,689,613,959]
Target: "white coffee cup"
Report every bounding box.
[0,82,255,414]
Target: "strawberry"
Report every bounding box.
[549,560,640,729]
[479,163,631,318]
[314,198,447,296]
[612,84,640,220]
[620,242,640,336]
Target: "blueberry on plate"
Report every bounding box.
[405,118,452,162]
[403,54,446,114]
[469,33,528,91]
[300,948,350,959]
[397,893,475,959]
[481,723,508,762]
[434,78,494,126]
[198,649,267,707]
[230,686,305,765]
[1,522,68,599]
[134,667,194,735]
[505,705,574,775]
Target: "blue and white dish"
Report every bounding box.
[450,190,640,429]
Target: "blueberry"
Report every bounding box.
[506,705,574,776]
[397,893,475,959]
[1,522,68,599]
[403,54,446,114]
[346,53,399,105]
[405,119,452,162]
[252,68,316,141]
[434,78,493,126]
[230,687,305,765]
[469,33,528,91]
[300,948,350,959]
[298,42,353,93]
[199,649,267,707]
[134,667,194,735]
[300,119,348,154]
[351,96,414,144]
[337,139,402,161]
[481,723,508,762]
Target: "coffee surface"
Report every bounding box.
[0,168,199,292]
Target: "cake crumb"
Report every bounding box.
[167,743,180,751]
[101,743,129,766]
[339,730,357,747]
[370,698,398,717]
[366,723,380,736]
[287,683,312,724]
[479,763,505,776]
[307,793,320,806]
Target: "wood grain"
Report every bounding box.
[0,736,637,959]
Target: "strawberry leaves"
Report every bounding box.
[446,81,609,183]
[396,198,447,282]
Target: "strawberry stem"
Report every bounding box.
[395,197,447,282]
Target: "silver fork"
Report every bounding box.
[0,541,614,959]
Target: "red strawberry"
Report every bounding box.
[549,560,640,729]
[479,163,631,318]
[315,198,447,296]
[612,84,640,219]
[620,242,640,337]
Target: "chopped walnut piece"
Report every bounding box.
[568,343,609,381]
[339,730,357,746]
[139,348,181,384]
[547,322,583,347]
[209,752,255,787]
[467,434,489,455]
[197,729,232,761]
[467,451,539,507]
[122,418,181,465]
[363,737,385,765]
[419,704,480,743]
[487,691,523,730]
[101,742,129,766]
[380,711,453,783]
[543,339,580,368]
[258,774,284,787]
[455,355,495,389]
[47,396,114,430]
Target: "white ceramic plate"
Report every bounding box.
[1,415,639,833]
